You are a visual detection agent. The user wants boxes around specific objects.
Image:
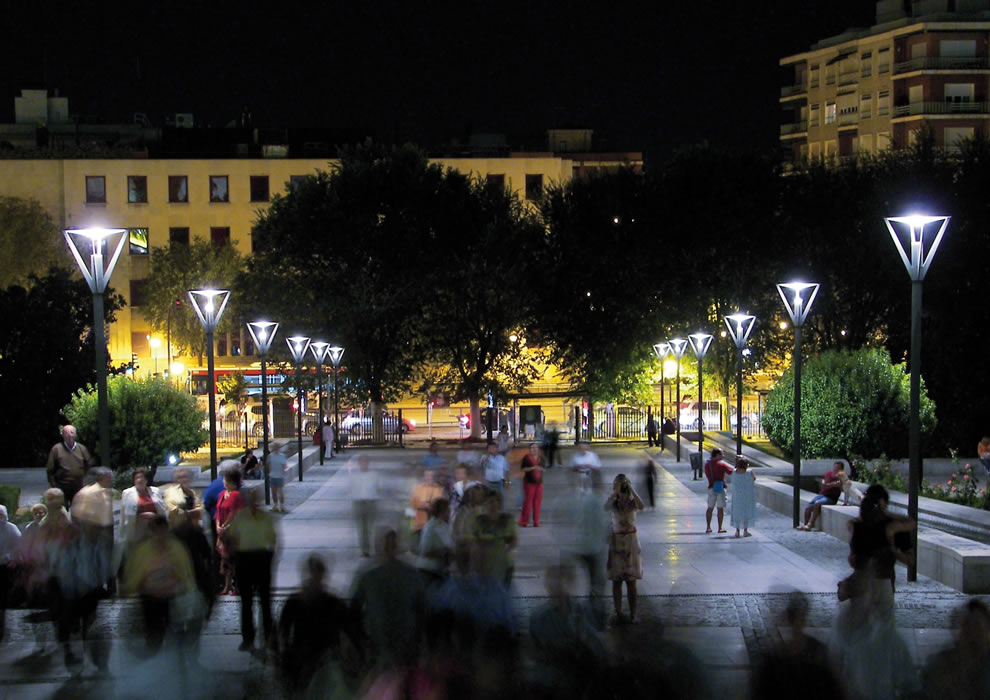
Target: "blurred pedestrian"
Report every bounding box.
[646,414,660,448]
[731,456,757,538]
[978,436,990,476]
[118,468,167,577]
[227,487,278,654]
[278,553,349,696]
[45,424,91,505]
[71,467,115,594]
[215,469,245,596]
[923,598,990,699]
[570,442,601,491]
[423,441,447,469]
[165,466,216,620]
[351,529,425,670]
[450,464,480,518]
[410,468,444,536]
[265,442,289,512]
[571,478,609,628]
[518,442,545,527]
[481,441,510,503]
[0,505,21,642]
[605,474,644,623]
[641,457,657,507]
[348,455,379,557]
[419,498,453,581]
[472,489,518,588]
[543,422,561,467]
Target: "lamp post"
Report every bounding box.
[309,342,330,465]
[653,342,671,426]
[777,282,819,529]
[724,313,756,460]
[247,321,278,505]
[64,228,126,468]
[328,346,344,453]
[148,336,161,376]
[885,214,949,582]
[668,338,689,462]
[688,333,714,465]
[287,336,310,482]
[188,289,231,481]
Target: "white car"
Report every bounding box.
[677,401,720,430]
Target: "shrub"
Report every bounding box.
[63,375,207,474]
[763,348,936,459]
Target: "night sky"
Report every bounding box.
[1,1,875,164]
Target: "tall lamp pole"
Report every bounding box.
[310,342,330,465]
[668,338,689,462]
[247,321,278,505]
[724,313,756,460]
[287,336,311,482]
[653,342,671,427]
[885,214,948,581]
[688,333,714,465]
[328,346,345,453]
[188,289,231,481]
[64,228,127,468]
[777,282,819,529]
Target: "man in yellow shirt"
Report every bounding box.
[227,487,278,653]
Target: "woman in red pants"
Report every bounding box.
[519,442,546,527]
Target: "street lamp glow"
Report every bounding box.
[148,336,162,349]
[247,321,279,504]
[189,287,230,480]
[724,313,757,458]
[169,361,185,376]
[286,335,310,482]
[246,321,279,355]
[668,338,689,462]
[286,336,311,363]
[777,281,818,528]
[327,346,345,453]
[688,332,714,474]
[885,212,949,581]
[327,346,344,366]
[310,341,331,465]
[653,342,670,361]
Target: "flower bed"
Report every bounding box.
[850,453,989,509]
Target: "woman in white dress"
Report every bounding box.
[730,456,757,537]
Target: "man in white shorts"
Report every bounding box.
[704,448,734,534]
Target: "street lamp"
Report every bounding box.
[885,213,949,581]
[188,288,231,481]
[148,336,162,376]
[777,281,819,529]
[309,341,330,465]
[668,338,689,462]
[247,321,279,505]
[724,313,756,460]
[287,335,310,482]
[64,227,126,468]
[653,342,671,430]
[688,333,714,471]
[328,346,344,453]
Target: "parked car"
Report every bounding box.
[677,401,720,430]
[728,406,761,432]
[341,409,416,434]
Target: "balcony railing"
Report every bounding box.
[780,120,809,135]
[894,56,990,74]
[780,83,808,98]
[839,69,859,85]
[809,78,820,88]
[838,112,859,126]
[892,100,990,117]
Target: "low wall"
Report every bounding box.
[755,479,990,594]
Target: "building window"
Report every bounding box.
[129,279,148,307]
[230,331,242,357]
[217,333,228,357]
[210,226,231,247]
[860,94,872,120]
[809,65,820,88]
[945,83,974,103]
[945,126,975,151]
[250,176,270,202]
[209,176,229,203]
[877,91,890,116]
[824,140,837,157]
[809,104,820,127]
[878,47,890,74]
[244,333,255,357]
[289,175,308,191]
[524,174,543,201]
[486,174,505,189]
[809,142,821,159]
[169,227,190,246]
[168,176,188,203]
[127,176,148,203]
[85,176,106,204]
[861,52,872,77]
[128,228,149,255]
[877,132,891,150]
[250,227,263,253]
[825,102,837,125]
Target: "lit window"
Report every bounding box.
[210,176,229,203]
[168,176,188,203]
[128,228,149,255]
[825,103,837,124]
[85,176,106,204]
[127,176,148,203]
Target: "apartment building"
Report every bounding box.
[780,0,990,162]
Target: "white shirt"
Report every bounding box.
[322,424,335,441]
[349,465,380,500]
[0,520,21,564]
[570,451,601,473]
[482,454,509,482]
[418,517,452,572]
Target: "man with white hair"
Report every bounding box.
[45,425,92,505]
[0,504,21,642]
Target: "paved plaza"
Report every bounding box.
[0,444,982,698]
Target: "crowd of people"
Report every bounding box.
[0,424,987,698]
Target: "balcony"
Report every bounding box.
[780,120,809,136]
[838,112,859,127]
[892,100,990,117]
[839,69,859,86]
[894,56,990,74]
[780,83,808,98]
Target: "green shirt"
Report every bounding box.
[227,507,277,552]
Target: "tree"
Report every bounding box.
[422,176,550,438]
[63,375,206,472]
[762,348,935,460]
[0,268,123,467]
[141,239,245,363]
[0,195,68,288]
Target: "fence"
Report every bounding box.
[338,409,407,447]
[571,399,767,443]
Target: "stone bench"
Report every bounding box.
[756,479,990,594]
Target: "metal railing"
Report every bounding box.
[339,410,406,446]
[839,69,859,85]
[780,120,808,135]
[892,100,990,117]
[780,83,808,98]
[894,56,990,74]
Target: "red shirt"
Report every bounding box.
[821,471,842,499]
[704,459,733,489]
[215,489,245,527]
